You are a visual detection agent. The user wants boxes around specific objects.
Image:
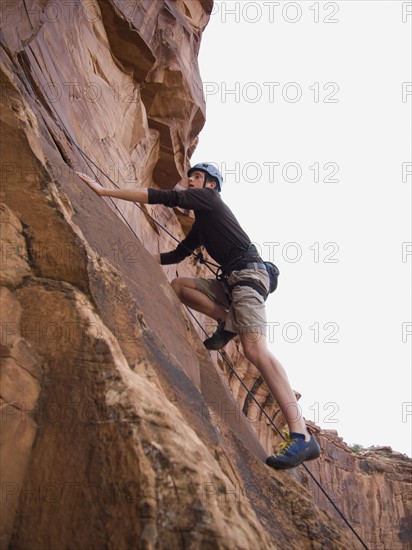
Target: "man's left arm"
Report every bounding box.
[160,223,200,265]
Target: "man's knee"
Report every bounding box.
[241,333,266,364]
[171,277,196,298]
[243,345,259,365]
[171,277,181,295]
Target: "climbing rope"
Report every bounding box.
[16,56,369,550]
[186,309,368,549]
[17,50,219,275]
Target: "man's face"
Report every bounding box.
[188,170,206,189]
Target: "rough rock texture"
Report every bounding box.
[298,424,412,550]
[0,1,410,549]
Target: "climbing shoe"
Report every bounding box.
[203,321,237,350]
[266,432,321,469]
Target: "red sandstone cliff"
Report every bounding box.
[0,1,410,549]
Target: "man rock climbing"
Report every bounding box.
[78,164,321,469]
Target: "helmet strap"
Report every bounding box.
[201,171,218,191]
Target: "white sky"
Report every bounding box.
[193,0,412,455]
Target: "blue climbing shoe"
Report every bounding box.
[204,321,237,350]
[266,432,321,469]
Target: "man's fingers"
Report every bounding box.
[76,172,100,186]
[75,172,104,196]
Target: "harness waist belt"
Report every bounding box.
[227,280,268,301]
[242,262,266,270]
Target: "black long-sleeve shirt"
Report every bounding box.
[147,187,255,269]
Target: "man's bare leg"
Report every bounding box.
[171,278,309,439]
[240,332,310,439]
[171,278,227,322]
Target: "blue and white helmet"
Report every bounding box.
[187,163,224,191]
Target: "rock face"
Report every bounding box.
[298,424,412,549]
[0,1,410,549]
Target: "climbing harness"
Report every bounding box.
[16,55,369,550]
[223,259,280,302]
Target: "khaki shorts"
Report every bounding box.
[195,265,270,335]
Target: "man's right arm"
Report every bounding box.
[100,187,148,203]
[78,175,214,211]
[77,172,149,203]
[77,173,201,263]
[148,188,215,211]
